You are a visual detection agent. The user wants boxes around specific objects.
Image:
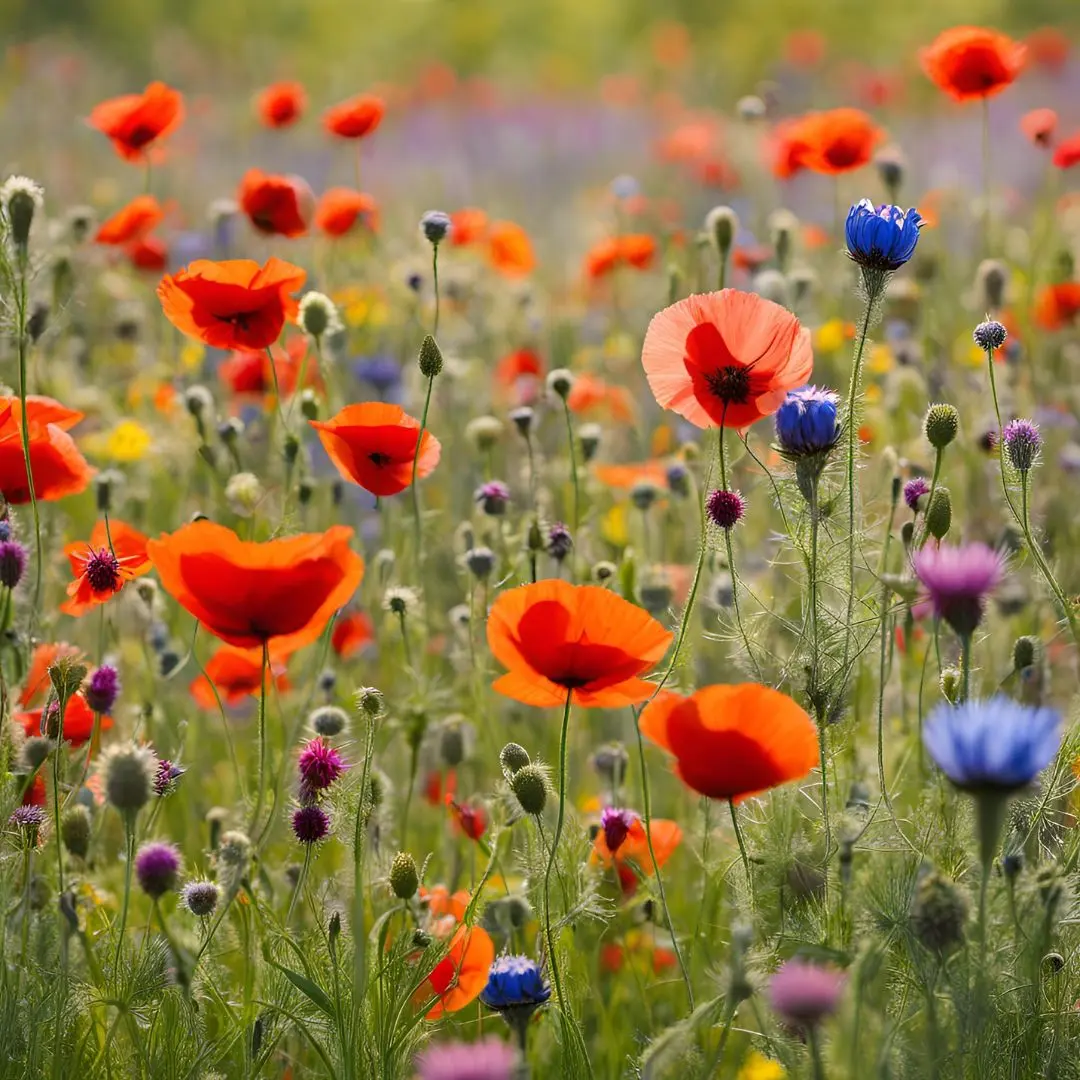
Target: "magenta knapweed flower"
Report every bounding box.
[600,807,638,854]
[475,480,511,516]
[769,959,846,1030]
[85,665,120,714]
[1003,419,1042,474]
[414,1036,519,1080]
[291,804,331,844]
[135,841,181,898]
[706,489,746,530]
[0,538,27,589]
[298,737,347,799]
[8,805,47,843]
[912,542,1005,637]
[903,477,930,512]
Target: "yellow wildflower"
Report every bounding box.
[736,1050,787,1080]
[180,342,205,372]
[104,420,152,462]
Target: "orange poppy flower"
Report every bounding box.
[487,221,536,277]
[219,338,316,399]
[486,579,672,708]
[127,236,167,272]
[592,462,668,490]
[1021,108,1057,148]
[567,374,634,422]
[18,695,112,748]
[421,924,495,1019]
[639,684,818,802]
[190,644,291,710]
[237,169,313,239]
[495,348,544,387]
[642,289,813,431]
[88,81,184,161]
[920,26,1026,103]
[322,93,385,139]
[1026,27,1069,73]
[331,609,375,658]
[419,884,470,924]
[1035,282,1080,330]
[789,108,883,176]
[1053,133,1080,170]
[157,257,306,352]
[20,642,81,707]
[315,188,379,237]
[0,396,94,505]
[61,519,151,617]
[592,812,683,894]
[147,521,364,652]
[310,402,441,497]
[449,207,488,246]
[583,234,657,279]
[255,81,306,129]
[95,195,164,245]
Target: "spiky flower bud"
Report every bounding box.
[390,852,420,899]
[1013,635,1040,672]
[1,175,44,252]
[973,319,1007,352]
[418,334,443,378]
[500,743,530,777]
[310,705,349,738]
[510,764,549,816]
[298,291,343,340]
[61,805,91,859]
[911,869,967,954]
[182,879,220,917]
[704,205,739,257]
[940,666,961,705]
[101,742,158,818]
[976,259,1009,311]
[355,687,386,718]
[924,404,960,450]
[925,487,952,540]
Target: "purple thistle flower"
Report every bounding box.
[83,548,121,593]
[181,879,220,917]
[8,805,47,844]
[85,665,120,715]
[546,523,573,561]
[475,480,511,516]
[912,542,1005,638]
[291,805,331,845]
[706,489,746,530]
[134,841,181,898]
[0,539,27,589]
[600,807,639,854]
[1003,418,1042,474]
[154,759,185,797]
[298,738,347,802]
[414,1037,519,1080]
[769,959,846,1030]
[903,477,930,512]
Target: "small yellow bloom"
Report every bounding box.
[180,342,205,372]
[651,425,673,456]
[601,503,629,547]
[814,318,848,354]
[864,384,883,406]
[104,420,152,463]
[736,1050,787,1080]
[868,343,895,375]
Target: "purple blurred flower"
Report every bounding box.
[0,539,27,589]
[1003,418,1041,473]
[546,522,573,561]
[414,1037,519,1080]
[154,759,185,797]
[706,489,746,530]
[85,665,120,715]
[8,805,46,844]
[903,477,930,512]
[353,355,403,396]
[292,805,331,845]
[475,481,511,516]
[135,842,181,898]
[912,542,1005,638]
[298,737,347,802]
[769,959,846,1030]
[600,807,638,853]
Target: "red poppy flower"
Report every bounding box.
[920,26,1026,103]
[147,521,364,652]
[786,109,884,176]
[419,884,469,924]
[126,235,168,272]
[486,579,672,708]
[310,402,441,497]
[488,221,536,277]
[22,774,46,807]
[315,188,379,237]
[447,798,488,842]
[218,338,315,399]
[331,609,375,658]
[1021,108,1057,148]
[61,519,151,617]
[591,813,683,894]
[88,81,184,161]
[237,169,313,239]
[449,207,488,246]
[1035,283,1080,329]
[583,234,657,279]
[18,695,112,748]
[423,770,456,807]
[639,684,818,802]
[157,257,306,351]
[0,396,94,505]
[190,644,291,710]
[567,374,634,422]
[20,642,82,707]
[1053,133,1080,170]
[770,117,816,180]
[1025,27,1069,73]
[495,348,544,387]
[255,81,306,129]
[323,94,385,139]
[421,925,495,1019]
[95,195,164,245]
[642,289,813,430]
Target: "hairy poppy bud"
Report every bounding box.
[418,334,443,378]
[975,259,1009,312]
[420,210,451,246]
[500,742,530,776]
[925,486,952,540]
[61,805,92,859]
[546,368,574,399]
[924,404,960,449]
[355,686,386,718]
[1013,635,1040,672]
[510,764,549,816]
[704,205,738,258]
[298,291,342,340]
[390,852,419,899]
[911,869,967,954]
[2,176,44,253]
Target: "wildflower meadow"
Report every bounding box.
[5,6,1080,1078]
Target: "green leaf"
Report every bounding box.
[265,958,335,1018]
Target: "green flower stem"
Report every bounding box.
[543,692,573,1013]
[248,642,269,836]
[728,799,753,897]
[808,476,831,875]
[914,447,944,551]
[808,1027,828,1080]
[561,399,581,539]
[114,816,136,971]
[353,710,376,1004]
[286,844,313,927]
[15,262,43,621]
[410,372,436,572]
[959,633,973,704]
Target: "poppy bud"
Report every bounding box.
[297,291,342,340]
[546,368,574,399]
[910,869,967,954]
[592,560,617,584]
[282,435,300,466]
[509,406,534,438]
[578,423,602,462]
[510,764,550,816]
[418,334,443,378]
[27,301,48,343]
[900,520,915,550]
[753,269,791,308]
[500,742,530,777]
[438,717,471,767]
[638,575,673,617]
[590,742,629,786]
[1,175,44,253]
[184,385,214,419]
[790,266,817,306]
[298,477,315,505]
[925,486,952,540]
[225,472,264,517]
[300,388,319,421]
[355,686,386,718]
[52,252,75,309]
[310,705,349,738]
[768,209,799,272]
[19,735,52,771]
[61,804,92,860]
[66,205,94,244]
[390,851,419,899]
[704,205,738,258]
[465,416,504,452]
[218,417,244,447]
[101,742,158,819]
[975,259,1009,312]
[1012,635,1040,672]
[630,480,661,513]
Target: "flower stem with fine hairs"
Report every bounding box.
[561,399,581,538]
[728,799,753,897]
[543,692,573,1014]
[410,372,435,571]
[286,844,313,927]
[114,816,136,970]
[353,711,376,1004]
[15,256,43,621]
[249,642,270,836]
[807,476,831,878]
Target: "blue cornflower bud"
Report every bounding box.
[480,954,552,1019]
[845,199,922,273]
[420,210,452,246]
[775,386,842,459]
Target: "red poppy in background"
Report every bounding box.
[237,169,313,238]
[486,579,672,708]
[1053,133,1080,170]
[784,29,826,69]
[315,188,379,237]
[495,348,544,387]
[567,374,634,422]
[449,207,488,246]
[1025,27,1069,73]
[331,609,375,658]
[18,696,112,748]
[88,81,184,161]
[126,235,168,272]
[583,234,657,279]
[0,396,94,504]
[310,402,441,497]
[793,108,883,175]
[95,195,163,245]
[920,26,1026,103]
[641,289,813,430]
[147,521,364,652]
[218,338,315,400]
[157,257,306,351]
[20,642,82,707]
[323,93,385,139]
[592,812,683,894]
[1035,282,1080,329]
[770,117,815,180]
[255,81,306,128]
[1020,108,1057,148]
[190,644,291,709]
[61,519,151,617]
[488,221,536,277]
[639,684,818,802]
[447,798,488,841]
[22,774,47,807]
[421,925,495,1019]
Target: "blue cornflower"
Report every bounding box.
[353,355,403,396]
[774,386,842,459]
[923,697,1060,793]
[845,199,922,273]
[480,954,552,1013]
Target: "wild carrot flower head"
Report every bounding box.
[912,542,1005,637]
[769,959,846,1030]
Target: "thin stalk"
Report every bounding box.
[543,692,573,1012]
[914,447,943,551]
[15,265,43,618]
[728,799,753,897]
[286,845,313,927]
[808,1027,828,1080]
[561,399,580,538]
[113,816,136,970]
[410,373,435,571]
[353,709,376,999]
[959,633,972,704]
[248,642,269,836]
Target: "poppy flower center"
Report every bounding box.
[125,124,158,149]
[84,548,121,593]
[214,310,258,330]
[704,364,751,405]
[368,451,392,467]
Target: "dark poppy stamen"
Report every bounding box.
[84,548,121,593]
[705,364,751,405]
[368,451,392,467]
